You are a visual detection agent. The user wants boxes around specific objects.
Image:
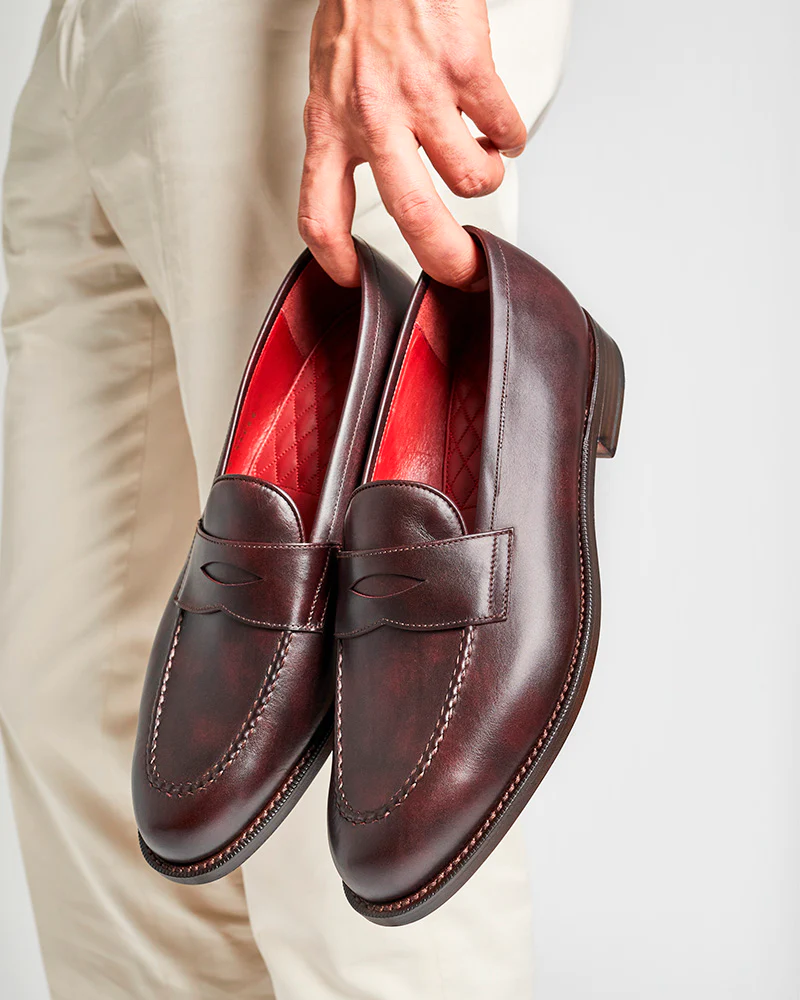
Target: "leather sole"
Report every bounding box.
[138,719,333,884]
[342,316,624,924]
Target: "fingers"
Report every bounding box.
[418,113,505,199]
[370,128,481,288]
[459,72,528,157]
[297,142,360,287]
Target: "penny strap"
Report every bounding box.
[176,523,335,632]
[334,527,513,637]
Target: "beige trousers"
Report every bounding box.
[0,1,570,997]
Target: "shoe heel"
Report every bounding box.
[589,317,625,458]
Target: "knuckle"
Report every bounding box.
[391,189,439,236]
[450,163,498,198]
[303,97,331,138]
[349,81,387,140]
[498,116,527,146]
[450,50,489,89]
[297,213,334,248]
[401,72,436,108]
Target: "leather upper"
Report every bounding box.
[177,521,333,632]
[133,243,413,865]
[328,229,595,903]
[335,494,513,637]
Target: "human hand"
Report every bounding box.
[299,0,527,288]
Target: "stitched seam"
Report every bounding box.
[327,245,383,536]
[271,406,326,472]
[245,305,360,481]
[335,532,512,635]
[443,366,458,495]
[334,627,475,824]
[243,312,297,479]
[489,243,512,530]
[372,319,423,475]
[180,534,333,628]
[147,740,319,876]
[313,349,321,492]
[291,362,300,488]
[147,628,294,797]
[487,534,498,616]
[447,434,482,491]
[336,612,501,636]
[445,380,483,501]
[305,547,333,626]
[172,607,325,631]
[337,528,511,558]
[194,530,331,553]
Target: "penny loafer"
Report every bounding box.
[133,242,412,882]
[328,228,625,924]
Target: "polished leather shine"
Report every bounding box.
[328,228,624,923]
[335,521,513,637]
[133,242,412,881]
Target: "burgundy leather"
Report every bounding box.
[176,524,333,632]
[328,228,623,922]
[132,242,412,876]
[335,515,513,637]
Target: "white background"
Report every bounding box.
[1,1,798,998]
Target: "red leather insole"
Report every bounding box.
[225,260,361,533]
[372,283,489,532]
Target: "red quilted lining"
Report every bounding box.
[225,259,361,533]
[372,283,489,532]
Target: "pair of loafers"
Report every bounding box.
[133,228,624,925]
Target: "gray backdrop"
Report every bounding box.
[1,1,797,997]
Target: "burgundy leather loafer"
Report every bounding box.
[133,242,412,882]
[329,228,624,924]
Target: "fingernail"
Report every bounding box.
[469,276,489,293]
[501,145,525,159]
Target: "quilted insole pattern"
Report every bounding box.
[444,341,487,527]
[245,311,358,528]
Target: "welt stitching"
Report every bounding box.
[334,627,474,824]
[489,243,512,531]
[327,245,383,536]
[148,741,318,876]
[147,629,294,797]
[356,445,589,915]
[147,612,183,790]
